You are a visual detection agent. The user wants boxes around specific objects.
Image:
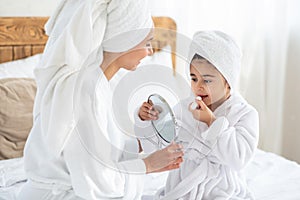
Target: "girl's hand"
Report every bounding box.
[138,101,159,121]
[189,97,216,126]
[143,142,184,173]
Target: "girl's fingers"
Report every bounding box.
[148,100,154,106]
[195,98,207,110]
[190,102,199,110]
[142,102,152,110]
[148,109,159,116]
[142,102,159,116]
[189,102,198,112]
[141,110,158,120]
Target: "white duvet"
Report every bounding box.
[1,149,300,200]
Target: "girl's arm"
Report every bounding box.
[201,109,259,170]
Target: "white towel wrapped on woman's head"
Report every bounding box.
[188,31,242,91]
[33,0,153,157]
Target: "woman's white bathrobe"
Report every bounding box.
[18,0,152,199]
[20,63,146,200]
[134,93,259,200]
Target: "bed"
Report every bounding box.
[1,17,300,200]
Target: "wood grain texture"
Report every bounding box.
[152,17,177,70]
[32,45,45,55]
[0,17,48,46]
[0,46,13,63]
[0,17,177,69]
[14,45,31,60]
[0,17,48,63]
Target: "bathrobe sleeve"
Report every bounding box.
[63,128,146,200]
[200,107,259,171]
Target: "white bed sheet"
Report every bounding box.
[0,158,26,200]
[246,150,300,199]
[1,149,300,200]
[141,149,300,200]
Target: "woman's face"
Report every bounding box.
[190,59,230,111]
[116,30,154,71]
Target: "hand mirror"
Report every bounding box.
[147,94,212,153]
[148,94,178,147]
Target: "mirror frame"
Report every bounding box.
[147,94,177,143]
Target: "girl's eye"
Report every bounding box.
[146,42,152,47]
[191,78,197,82]
[204,80,212,83]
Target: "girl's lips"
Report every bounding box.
[197,94,208,99]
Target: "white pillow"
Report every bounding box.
[0,54,42,79]
[0,46,172,81]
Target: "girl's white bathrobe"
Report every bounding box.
[134,93,259,200]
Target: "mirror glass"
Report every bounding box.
[148,94,177,143]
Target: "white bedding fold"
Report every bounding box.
[0,157,25,188]
[1,150,300,200]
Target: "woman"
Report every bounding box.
[17,0,183,199]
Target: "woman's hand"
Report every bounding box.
[138,101,159,121]
[189,97,216,126]
[143,142,184,173]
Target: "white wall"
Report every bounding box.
[282,0,300,162]
[0,0,59,16]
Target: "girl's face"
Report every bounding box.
[116,29,154,71]
[190,59,230,111]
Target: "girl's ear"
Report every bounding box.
[225,81,230,89]
[225,82,231,97]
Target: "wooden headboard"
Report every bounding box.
[0,17,176,69]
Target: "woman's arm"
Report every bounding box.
[63,128,183,199]
[64,129,140,199]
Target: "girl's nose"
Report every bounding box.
[147,45,154,56]
[196,81,203,87]
[148,48,153,56]
[196,82,206,90]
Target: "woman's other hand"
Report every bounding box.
[142,142,184,173]
[138,101,159,121]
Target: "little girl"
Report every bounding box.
[135,31,259,199]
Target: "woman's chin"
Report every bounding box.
[130,64,139,71]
